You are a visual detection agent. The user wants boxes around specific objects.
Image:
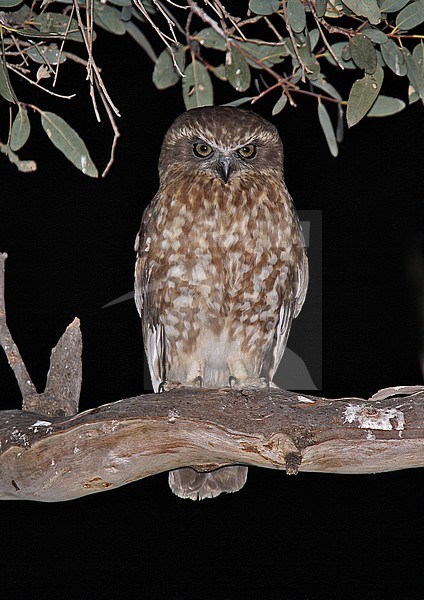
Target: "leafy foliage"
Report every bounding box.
[0,0,423,175]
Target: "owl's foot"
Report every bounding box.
[159,377,203,393]
[228,376,277,389]
[158,380,183,393]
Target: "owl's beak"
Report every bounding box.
[216,156,234,184]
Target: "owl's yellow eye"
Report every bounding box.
[237,144,257,159]
[193,142,213,158]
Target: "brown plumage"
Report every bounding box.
[135,106,308,500]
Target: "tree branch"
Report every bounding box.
[1,253,423,502]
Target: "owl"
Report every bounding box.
[135,106,308,500]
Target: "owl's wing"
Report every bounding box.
[135,200,165,392]
[262,244,309,382]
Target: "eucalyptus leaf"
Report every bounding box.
[395,0,424,31]
[318,102,338,157]
[41,111,98,177]
[336,106,344,143]
[325,42,356,69]
[0,61,14,102]
[222,97,253,107]
[238,41,289,69]
[287,0,306,33]
[153,45,185,90]
[405,49,424,102]
[94,1,125,35]
[226,47,251,92]
[342,0,381,24]
[288,33,320,80]
[10,106,30,152]
[272,94,288,115]
[27,44,66,65]
[366,95,406,116]
[362,28,388,45]
[412,41,424,80]
[379,0,409,12]
[380,39,407,76]
[7,148,37,173]
[0,0,22,7]
[311,75,342,100]
[248,0,279,15]
[107,0,132,5]
[182,60,214,109]
[196,28,226,51]
[349,34,377,73]
[213,65,227,81]
[315,0,327,17]
[309,29,320,52]
[347,64,384,127]
[125,21,157,62]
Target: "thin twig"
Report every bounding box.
[307,0,344,70]
[7,64,76,98]
[95,80,121,178]
[0,253,38,402]
[280,1,310,82]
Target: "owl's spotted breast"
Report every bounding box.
[138,170,305,387]
[135,106,308,499]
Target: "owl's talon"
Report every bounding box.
[193,376,203,388]
[158,380,183,393]
[228,377,274,390]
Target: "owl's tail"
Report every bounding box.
[168,466,248,500]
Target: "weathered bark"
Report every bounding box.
[0,386,423,502]
[1,253,423,502]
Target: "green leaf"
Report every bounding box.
[0,0,22,6]
[27,44,66,65]
[249,0,279,15]
[287,0,306,33]
[0,61,14,102]
[336,106,344,143]
[318,102,338,157]
[325,42,357,69]
[222,97,253,107]
[311,75,342,100]
[287,33,320,80]
[379,0,409,12]
[7,148,37,173]
[153,45,185,90]
[347,64,384,127]
[342,0,381,24]
[125,21,157,62]
[29,13,84,42]
[182,60,214,109]
[108,0,132,5]
[405,48,424,102]
[212,64,227,81]
[395,0,424,31]
[362,28,388,45]
[315,0,327,17]
[196,28,226,51]
[93,1,125,35]
[366,95,406,116]
[309,29,320,52]
[10,106,30,152]
[41,111,98,177]
[226,46,251,92]
[349,34,377,73]
[238,41,289,69]
[380,39,407,76]
[272,94,288,115]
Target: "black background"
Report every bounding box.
[1,23,423,600]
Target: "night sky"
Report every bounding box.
[1,24,423,600]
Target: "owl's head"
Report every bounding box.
[158,106,284,185]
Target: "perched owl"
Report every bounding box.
[135,106,308,500]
